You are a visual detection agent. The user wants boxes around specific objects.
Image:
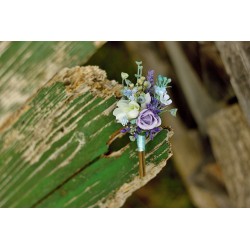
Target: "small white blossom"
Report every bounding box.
[113,100,140,125]
[159,93,172,106]
[154,86,166,96]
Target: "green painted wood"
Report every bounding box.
[0,41,103,126]
[36,130,170,208]
[0,66,172,208]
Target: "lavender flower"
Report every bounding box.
[146,97,162,114]
[120,127,130,133]
[147,70,155,85]
[145,127,162,140]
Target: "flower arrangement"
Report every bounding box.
[113,61,177,177]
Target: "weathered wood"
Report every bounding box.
[0,65,172,208]
[216,42,250,123]
[125,41,172,76]
[207,104,250,207]
[164,42,221,135]
[197,42,234,102]
[0,41,104,126]
[167,113,231,208]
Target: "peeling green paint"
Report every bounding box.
[0,66,172,208]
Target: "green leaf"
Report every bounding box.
[170,108,178,117]
[130,119,137,124]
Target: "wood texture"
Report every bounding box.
[0,41,104,126]
[196,42,234,102]
[216,42,250,123]
[0,65,172,208]
[168,113,231,208]
[207,104,250,207]
[164,42,221,134]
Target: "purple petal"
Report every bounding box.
[120,127,130,133]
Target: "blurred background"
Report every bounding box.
[86,41,250,208]
[0,41,249,207]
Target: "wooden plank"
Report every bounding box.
[207,104,250,207]
[216,42,250,124]
[125,41,172,76]
[0,41,104,126]
[36,129,172,208]
[164,42,221,134]
[197,42,235,102]
[167,113,231,208]
[0,65,172,208]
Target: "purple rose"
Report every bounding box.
[136,109,161,130]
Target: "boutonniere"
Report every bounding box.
[113,61,177,177]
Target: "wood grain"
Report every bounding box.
[207,104,250,207]
[216,42,250,123]
[164,42,221,135]
[0,41,103,126]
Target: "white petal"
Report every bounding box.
[116,112,128,125]
[129,101,140,109]
[160,93,172,105]
[145,93,151,104]
[127,109,139,119]
[155,86,166,96]
[156,116,162,126]
[129,95,136,101]
[163,94,170,100]
[117,99,129,108]
[164,99,172,105]
[113,108,122,116]
[141,103,146,109]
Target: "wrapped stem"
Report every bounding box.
[137,135,146,178]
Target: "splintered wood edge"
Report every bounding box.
[0,65,122,134]
[96,130,174,208]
